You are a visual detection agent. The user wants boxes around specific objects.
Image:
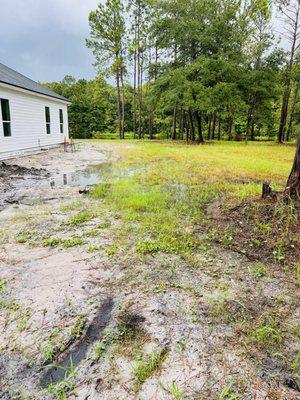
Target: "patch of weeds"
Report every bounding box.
[42,237,61,247]
[252,317,283,348]
[107,243,117,256]
[67,211,95,226]
[248,263,267,278]
[63,315,85,351]
[291,351,300,372]
[136,240,160,255]
[272,245,286,263]
[0,277,8,293]
[133,348,168,390]
[254,222,272,234]
[167,382,185,399]
[91,182,112,199]
[218,382,241,399]
[0,298,20,311]
[85,229,100,237]
[42,236,84,248]
[48,374,75,400]
[15,230,35,244]
[16,307,31,332]
[97,221,111,229]
[87,244,102,252]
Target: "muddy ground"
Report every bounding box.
[0,142,299,400]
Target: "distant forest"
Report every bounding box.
[45,0,300,143]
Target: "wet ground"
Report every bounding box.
[0,143,113,211]
[0,141,299,400]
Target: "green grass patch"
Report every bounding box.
[133,348,168,389]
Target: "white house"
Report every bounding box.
[0,62,70,160]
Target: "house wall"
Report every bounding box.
[0,85,69,159]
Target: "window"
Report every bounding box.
[45,106,51,134]
[1,99,11,137]
[59,109,64,133]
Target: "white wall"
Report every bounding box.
[0,85,69,159]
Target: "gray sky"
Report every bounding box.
[0,0,100,83]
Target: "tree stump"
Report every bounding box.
[262,182,272,199]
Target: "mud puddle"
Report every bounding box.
[40,298,114,387]
[45,162,113,189]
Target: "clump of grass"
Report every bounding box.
[15,230,35,244]
[167,382,185,399]
[42,237,61,247]
[92,182,112,199]
[67,211,95,226]
[107,243,117,256]
[42,236,84,248]
[218,382,241,399]
[62,237,84,248]
[133,348,168,389]
[252,317,283,348]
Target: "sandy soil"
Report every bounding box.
[0,142,299,400]
[0,142,111,212]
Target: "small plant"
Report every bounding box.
[272,246,285,263]
[291,351,300,371]
[133,348,168,389]
[256,264,266,278]
[15,230,34,244]
[61,237,84,248]
[67,211,95,226]
[167,382,184,399]
[252,318,283,348]
[136,240,160,255]
[92,182,112,199]
[218,382,241,399]
[107,243,117,256]
[42,237,61,247]
[295,263,300,286]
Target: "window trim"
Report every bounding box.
[1,98,12,137]
[45,106,51,134]
[59,109,64,134]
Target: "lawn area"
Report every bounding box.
[1,140,299,400]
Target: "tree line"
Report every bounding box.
[45,0,300,144]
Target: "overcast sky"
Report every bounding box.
[0,0,100,82]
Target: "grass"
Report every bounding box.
[133,348,168,389]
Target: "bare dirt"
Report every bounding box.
[0,142,299,400]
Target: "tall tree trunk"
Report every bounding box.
[208,115,212,139]
[194,111,204,143]
[171,104,177,140]
[188,109,195,141]
[285,136,300,198]
[120,70,125,139]
[211,113,216,140]
[116,69,122,139]
[217,116,221,140]
[133,16,137,139]
[251,122,255,141]
[179,106,184,140]
[227,110,233,141]
[286,80,300,141]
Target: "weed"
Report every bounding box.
[252,318,283,348]
[256,264,267,278]
[92,182,112,199]
[133,348,168,389]
[87,244,102,252]
[42,237,61,247]
[15,230,36,244]
[219,382,241,399]
[295,263,300,286]
[107,243,117,256]
[0,277,7,293]
[291,351,300,372]
[67,211,95,226]
[167,382,184,399]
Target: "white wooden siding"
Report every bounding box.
[0,85,69,159]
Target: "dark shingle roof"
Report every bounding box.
[0,62,69,102]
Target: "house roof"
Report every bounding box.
[0,62,69,102]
